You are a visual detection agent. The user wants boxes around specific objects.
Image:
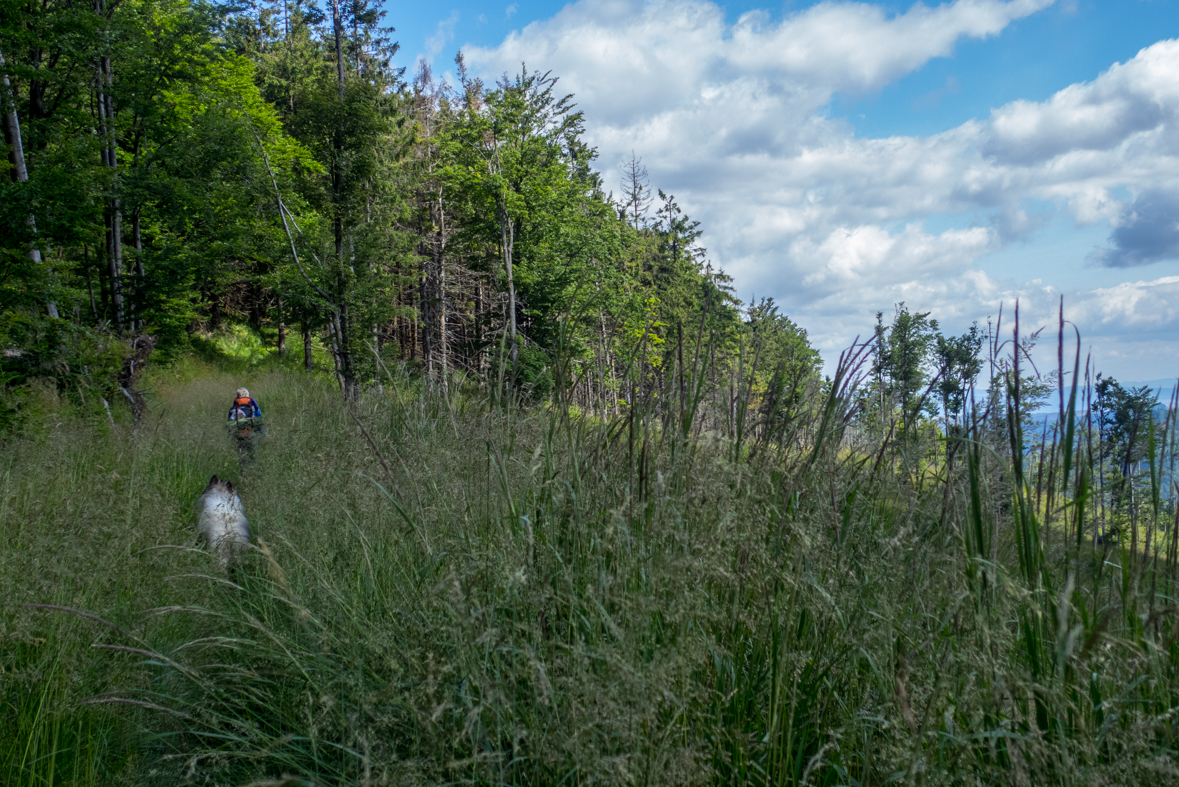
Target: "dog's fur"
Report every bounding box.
[197,475,251,569]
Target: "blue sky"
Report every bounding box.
[841,1,1179,138]
[387,0,1179,384]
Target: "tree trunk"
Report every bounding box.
[436,189,448,393]
[333,218,357,397]
[327,311,345,390]
[302,320,313,370]
[332,0,345,99]
[339,301,356,396]
[96,29,123,332]
[476,280,488,378]
[420,256,433,381]
[598,311,609,416]
[132,206,144,331]
[497,200,518,369]
[408,289,417,362]
[277,296,287,357]
[0,44,58,318]
[328,0,357,398]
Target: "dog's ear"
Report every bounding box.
[225,480,234,495]
[207,474,219,490]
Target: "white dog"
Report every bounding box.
[197,475,251,570]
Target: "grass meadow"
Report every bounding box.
[2,336,1179,786]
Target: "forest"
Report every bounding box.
[4,1,1179,785]
[0,0,822,409]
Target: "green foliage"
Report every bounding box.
[514,342,553,399]
[180,323,334,378]
[872,302,940,431]
[0,311,131,396]
[193,323,275,364]
[934,322,984,426]
[746,297,821,399]
[1,0,817,414]
[1093,373,1161,514]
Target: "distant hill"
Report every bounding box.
[1123,379,1178,401]
[1021,378,1177,422]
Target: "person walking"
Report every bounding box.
[227,387,265,465]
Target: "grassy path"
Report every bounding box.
[1,367,350,784]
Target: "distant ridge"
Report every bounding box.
[1022,377,1177,429]
[1122,379,1179,400]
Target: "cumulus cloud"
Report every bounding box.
[465,0,1179,373]
[727,0,1053,92]
[981,41,1179,165]
[1074,275,1179,326]
[1094,190,1179,267]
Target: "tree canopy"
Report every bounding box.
[1,0,824,420]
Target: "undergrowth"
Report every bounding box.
[2,325,1178,786]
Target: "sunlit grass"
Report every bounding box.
[186,324,335,373]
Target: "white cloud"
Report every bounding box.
[981,41,1179,164]
[798,223,997,290]
[425,11,460,61]
[465,0,1179,378]
[727,0,1053,92]
[1073,275,1179,328]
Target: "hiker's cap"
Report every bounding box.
[236,387,250,398]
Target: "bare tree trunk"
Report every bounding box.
[327,0,358,398]
[419,185,449,390]
[476,280,486,378]
[420,258,433,382]
[408,291,417,363]
[497,200,518,369]
[0,44,58,318]
[327,312,346,390]
[436,189,448,394]
[95,16,123,332]
[332,220,345,383]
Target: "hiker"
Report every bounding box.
[227,387,266,463]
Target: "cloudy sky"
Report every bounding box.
[392,0,1179,384]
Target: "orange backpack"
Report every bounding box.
[231,397,255,421]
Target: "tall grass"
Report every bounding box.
[2,319,1178,786]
